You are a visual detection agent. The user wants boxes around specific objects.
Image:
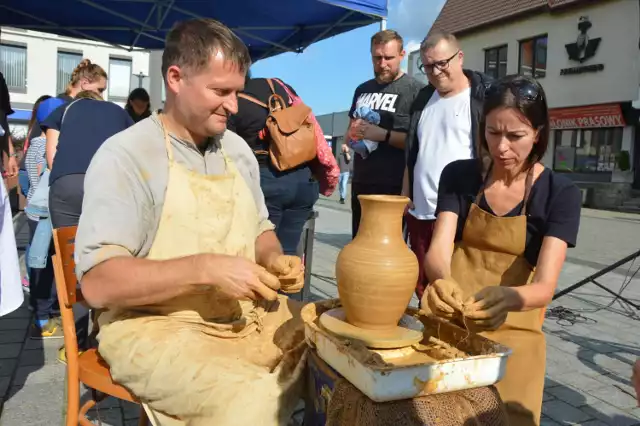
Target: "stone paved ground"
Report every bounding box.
[3,200,640,425]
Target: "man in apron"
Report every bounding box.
[74,19,306,426]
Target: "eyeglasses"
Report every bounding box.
[484,79,541,102]
[418,50,460,74]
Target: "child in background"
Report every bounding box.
[25,97,65,338]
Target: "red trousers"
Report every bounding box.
[406,214,436,302]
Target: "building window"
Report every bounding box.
[57,51,82,95]
[0,44,27,92]
[553,128,623,173]
[484,45,508,79]
[108,57,132,101]
[519,35,547,78]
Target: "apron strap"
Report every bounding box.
[156,112,175,163]
[520,166,534,216]
[475,163,535,217]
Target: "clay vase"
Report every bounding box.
[336,195,419,330]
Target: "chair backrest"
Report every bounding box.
[52,226,81,306]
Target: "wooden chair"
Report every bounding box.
[51,225,149,426]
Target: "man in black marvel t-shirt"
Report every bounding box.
[346,29,424,238]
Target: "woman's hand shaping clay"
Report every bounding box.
[424,278,464,319]
[463,286,518,331]
[205,255,280,301]
[265,255,305,293]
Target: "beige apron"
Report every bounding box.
[450,168,545,426]
[97,113,307,426]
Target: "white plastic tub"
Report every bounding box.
[301,300,512,403]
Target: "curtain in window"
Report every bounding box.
[0,45,27,91]
[57,52,82,95]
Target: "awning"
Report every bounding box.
[0,0,387,61]
[7,109,31,121]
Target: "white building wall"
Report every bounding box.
[454,0,640,109]
[1,27,149,108]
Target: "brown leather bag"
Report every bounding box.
[238,79,317,171]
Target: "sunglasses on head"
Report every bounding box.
[484,79,540,102]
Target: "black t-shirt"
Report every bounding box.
[43,99,134,184]
[437,159,582,266]
[227,78,297,166]
[348,74,424,187]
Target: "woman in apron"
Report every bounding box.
[422,75,582,425]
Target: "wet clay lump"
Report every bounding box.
[336,195,419,331]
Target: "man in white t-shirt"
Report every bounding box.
[401,31,492,301]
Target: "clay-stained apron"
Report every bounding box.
[96,113,307,426]
[449,167,545,426]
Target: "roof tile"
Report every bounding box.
[430,0,589,36]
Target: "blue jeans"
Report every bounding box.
[27,219,58,321]
[18,169,29,198]
[338,172,350,200]
[260,165,319,255]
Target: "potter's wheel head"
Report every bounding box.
[319,308,424,349]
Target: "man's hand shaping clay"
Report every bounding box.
[205,255,280,301]
[265,255,305,294]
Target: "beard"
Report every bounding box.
[375,68,400,83]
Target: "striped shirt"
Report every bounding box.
[25,136,46,221]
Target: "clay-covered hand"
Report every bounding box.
[207,255,280,301]
[632,359,640,406]
[423,278,464,319]
[463,286,518,331]
[265,254,305,293]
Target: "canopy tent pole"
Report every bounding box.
[149,50,165,111]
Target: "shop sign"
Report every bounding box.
[561,16,604,76]
[549,104,626,129]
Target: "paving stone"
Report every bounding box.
[580,401,640,426]
[12,363,66,387]
[547,384,600,408]
[587,386,638,410]
[541,416,563,426]
[0,382,64,426]
[122,400,143,420]
[23,337,63,351]
[2,308,32,320]
[0,343,22,359]
[0,376,10,397]
[613,352,639,365]
[86,407,124,426]
[0,318,30,331]
[81,393,122,410]
[0,330,27,344]
[578,421,612,426]
[589,353,636,376]
[18,346,61,367]
[543,399,593,424]
[552,372,613,392]
[0,358,18,378]
[544,392,557,402]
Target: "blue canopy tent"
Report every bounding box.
[0,0,387,61]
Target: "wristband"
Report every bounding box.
[384,130,391,144]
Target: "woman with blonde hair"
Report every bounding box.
[44,59,108,167]
[60,59,107,101]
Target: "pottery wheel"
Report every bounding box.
[319,307,424,349]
